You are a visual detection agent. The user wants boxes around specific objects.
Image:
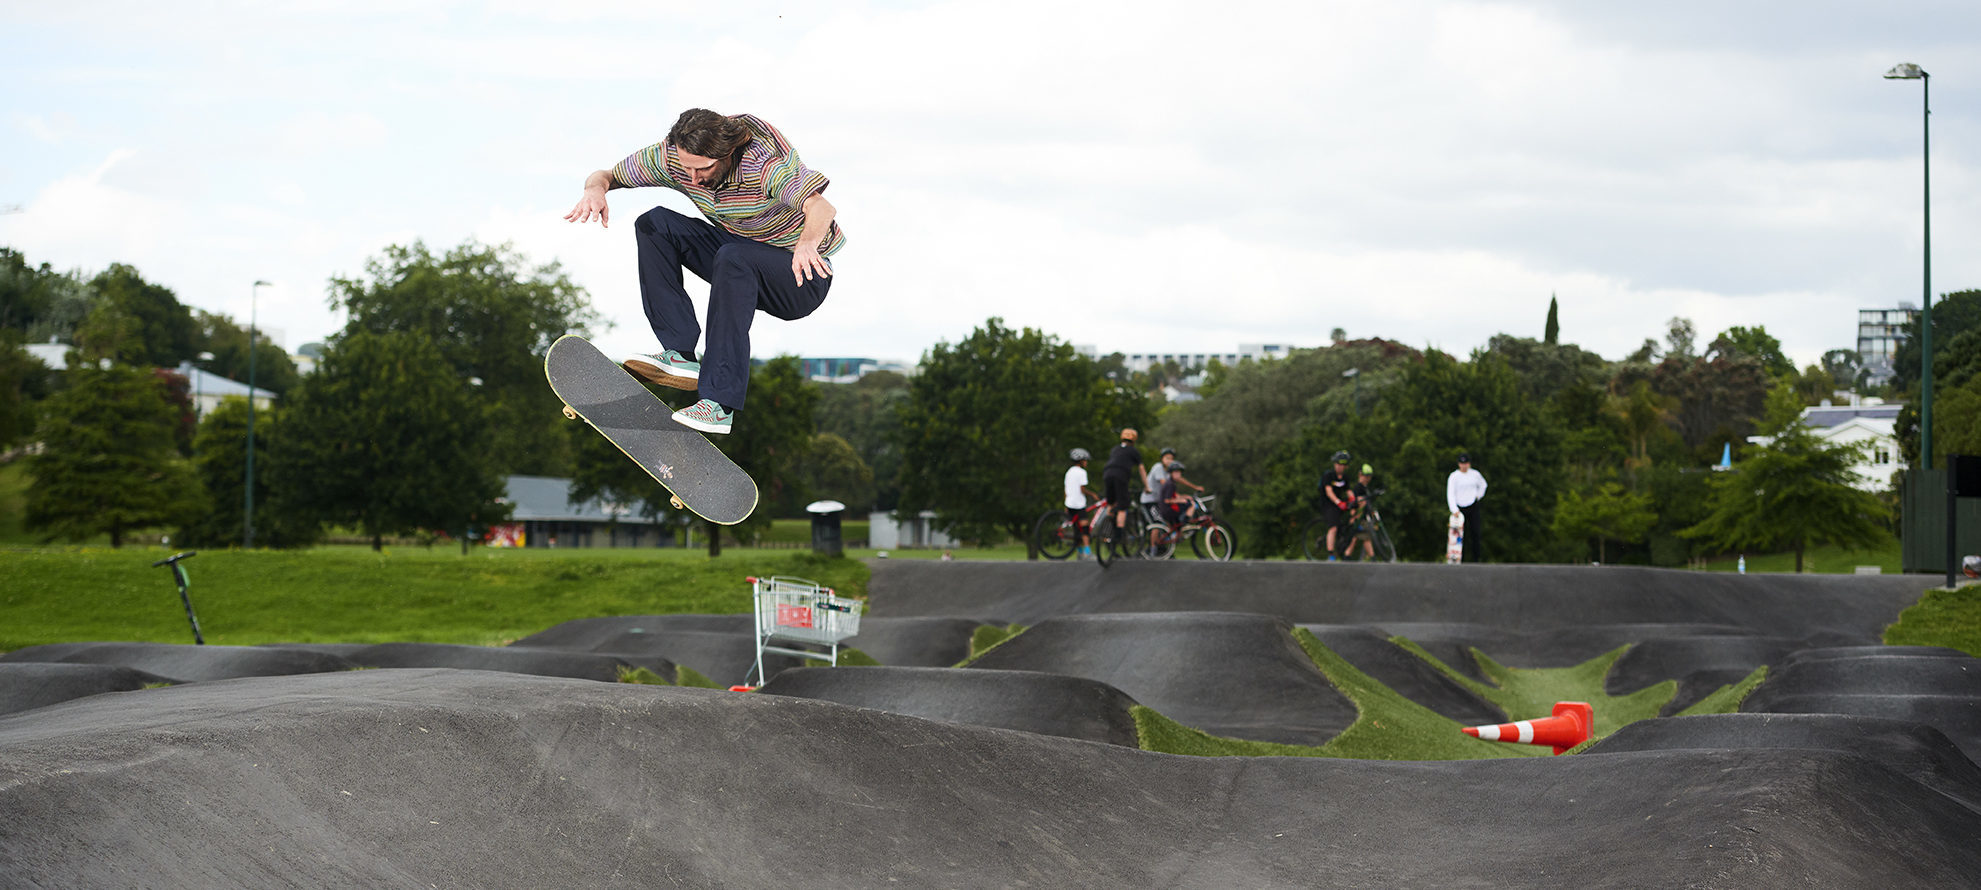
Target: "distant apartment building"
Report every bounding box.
[1072,343,1301,374]
[1857,304,1919,387]
[790,356,912,384]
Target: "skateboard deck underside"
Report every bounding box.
[545,336,758,525]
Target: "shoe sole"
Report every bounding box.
[672,410,732,435]
[623,359,699,390]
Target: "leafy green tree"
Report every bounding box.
[1,249,92,340]
[1896,327,1981,467]
[1486,334,1608,404]
[1647,350,1769,456]
[1891,289,1981,394]
[73,263,199,367]
[1151,339,1417,525]
[0,328,53,449]
[896,318,1152,544]
[330,240,603,477]
[1245,350,1564,562]
[1544,295,1560,345]
[1681,425,1887,572]
[1551,481,1656,563]
[814,370,908,511]
[25,365,206,547]
[1711,326,1794,379]
[1821,349,1863,390]
[796,432,876,515]
[273,329,506,551]
[178,397,320,549]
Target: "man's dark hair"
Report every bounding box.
[668,109,752,158]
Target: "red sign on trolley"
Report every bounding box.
[776,604,814,629]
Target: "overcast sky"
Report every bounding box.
[4,1,1978,370]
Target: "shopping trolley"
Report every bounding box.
[744,575,863,688]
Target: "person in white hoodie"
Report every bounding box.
[1446,453,1488,563]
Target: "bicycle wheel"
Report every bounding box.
[1122,509,1152,559]
[1372,525,1397,563]
[1034,510,1078,560]
[1094,518,1116,568]
[1193,522,1237,561]
[1145,525,1177,560]
[1300,518,1333,561]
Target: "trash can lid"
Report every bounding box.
[806,500,846,514]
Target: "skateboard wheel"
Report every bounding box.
[670,495,686,510]
[561,405,578,420]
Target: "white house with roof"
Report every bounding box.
[173,361,279,417]
[494,475,680,548]
[1751,400,1901,492]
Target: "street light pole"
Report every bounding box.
[1885,63,1932,468]
[245,279,271,548]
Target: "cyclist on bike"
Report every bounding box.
[1064,448,1099,558]
[1344,463,1377,561]
[1141,447,1204,523]
[1318,450,1355,561]
[1157,460,1200,527]
[1101,428,1149,547]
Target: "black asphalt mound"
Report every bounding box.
[1746,654,1981,700]
[0,642,359,682]
[1743,694,1981,763]
[1586,713,1981,811]
[281,642,673,682]
[1781,645,1975,666]
[867,560,1931,640]
[508,613,753,649]
[1606,634,1802,714]
[964,612,1356,745]
[4,670,1978,887]
[1297,625,1502,724]
[1378,622,1758,677]
[843,616,988,667]
[0,663,170,717]
[758,665,1141,746]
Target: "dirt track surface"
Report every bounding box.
[2,560,1976,887]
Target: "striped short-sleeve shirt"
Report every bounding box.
[611,114,845,256]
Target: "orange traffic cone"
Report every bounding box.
[1460,701,1594,755]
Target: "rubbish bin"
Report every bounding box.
[807,500,846,557]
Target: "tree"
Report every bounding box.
[1711,326,1794,379]
[1891,290,1981,394]
[274,329,506,551]
[25,365,206,547]
[1664,317,1697,360]
[330,240,603,477]
[1,248,92,340]
[814,370,908,511]
[1244,349,1564,562]
[896,318,1152,544]
[1151,338,1417,527]
[1551,482,1655,563]
[179,397,320,549]
[1485,335,1607,405]
[1543,295,1560,345]
[1681,425,1887,572]
[0,328,53,449]
[1646,350,1769,454]
[72,263,198,367]
[1820,349,1862,390]
[1896,328,1981,467]
[795,432,876,515]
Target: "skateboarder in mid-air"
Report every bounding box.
[565,109,844,434]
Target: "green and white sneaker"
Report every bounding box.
[673,398,734,435]
[622,349,700,390]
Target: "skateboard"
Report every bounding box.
[1446,512,1464,564]
[544,335,758,525]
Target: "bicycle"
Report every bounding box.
[1143,494,1237,561]
[1302,489,1397,562]
[1033,500,1108,560]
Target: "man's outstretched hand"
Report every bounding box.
[792,242,832,286]
[565,188,611,228]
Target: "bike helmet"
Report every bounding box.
[1361,464,1374,475]
[1169,461,1186,472]
[1120,428,1139,441]
[1070,447,1091,462]
[1160,447,1176,457]
[1332,450,1350,463]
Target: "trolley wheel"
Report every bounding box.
[561,405,579,420]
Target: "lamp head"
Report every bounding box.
[1884,63,1927,80]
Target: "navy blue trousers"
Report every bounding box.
[633,205,832,410]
